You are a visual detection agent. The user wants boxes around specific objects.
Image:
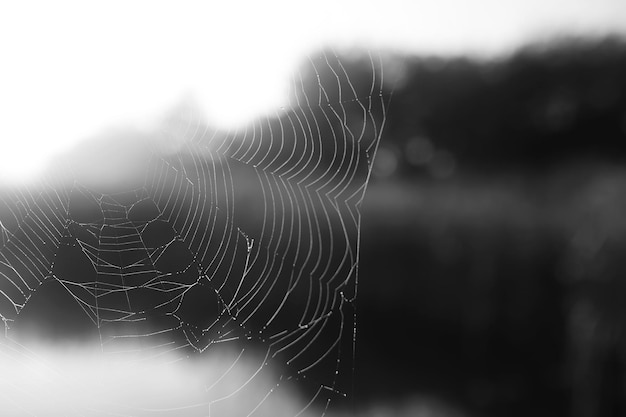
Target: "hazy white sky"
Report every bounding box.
[1,0,625,181]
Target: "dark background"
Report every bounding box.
[355,36,626,417]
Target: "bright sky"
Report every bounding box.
[1,0,625,182]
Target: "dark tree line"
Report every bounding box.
[383,36,626,175]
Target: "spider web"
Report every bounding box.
[0,49,388,416]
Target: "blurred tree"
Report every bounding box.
[383,37,626,176]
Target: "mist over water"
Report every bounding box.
[0,337,315,417]
[0,339,467,416]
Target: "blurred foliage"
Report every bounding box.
[381,36,626,177]
[353,37,626,417]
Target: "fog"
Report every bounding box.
[2,0,625,181]
[0,338,314,416]
[2,2,626,417]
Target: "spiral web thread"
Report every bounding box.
[0,50,388,416]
